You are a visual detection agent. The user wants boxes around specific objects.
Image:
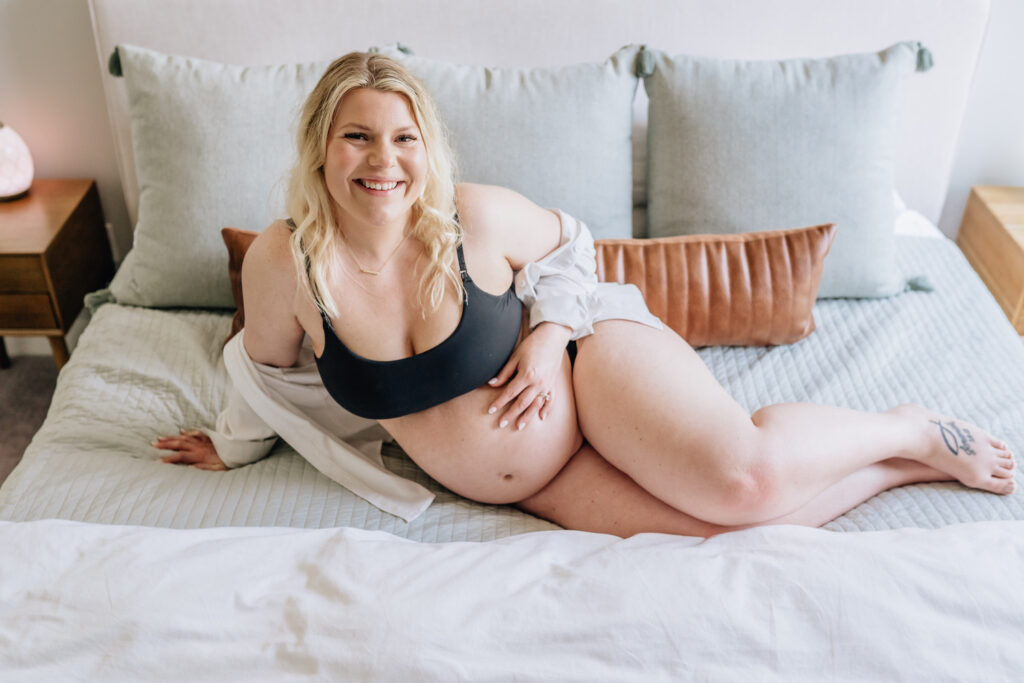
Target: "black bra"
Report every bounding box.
[296,220,522,419]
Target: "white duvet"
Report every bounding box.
[1,518,1021,681]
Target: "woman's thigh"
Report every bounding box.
[570,320,762,518]
[515,442,731,537]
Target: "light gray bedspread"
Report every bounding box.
[2,236,1022,538]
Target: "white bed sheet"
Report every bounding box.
[1,518,1022,681]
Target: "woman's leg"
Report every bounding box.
[516,444,954,538]
[570,320,1015,527]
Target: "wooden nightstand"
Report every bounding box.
[0,179,114,369]
[957,186,1024,335]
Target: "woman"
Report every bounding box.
[156,52,1015,537]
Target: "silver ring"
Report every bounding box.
[539,392,551,402]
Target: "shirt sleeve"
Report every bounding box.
[513,208,663,340]
[200,384,279,469]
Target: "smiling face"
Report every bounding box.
[323,87,428,231]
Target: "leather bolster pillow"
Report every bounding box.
[222,227,258,346]
[223,222,836,348]
[594,222,837,347]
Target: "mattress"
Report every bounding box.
[1,234,1022,538]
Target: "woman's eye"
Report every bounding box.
[343,133,366,140]
[398,135,418,143]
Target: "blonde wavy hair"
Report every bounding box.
[285,51,462,319]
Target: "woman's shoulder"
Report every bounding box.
[245,219,297,275]
[454,182,521,225]
[454,183,562,266]
[455,182,546,231]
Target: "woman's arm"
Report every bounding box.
[240,221,307,368]
[455,183,566,281]
[155,221,304,468]
[456,183,584,429]
[456,183,599,336]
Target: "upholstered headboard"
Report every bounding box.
[88,0,989,229]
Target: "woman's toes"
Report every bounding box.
[1002,480,1016,495]
[992,467,1014,479]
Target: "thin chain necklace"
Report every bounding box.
[340,228,411,276]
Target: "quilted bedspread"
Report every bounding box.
[1,235,1022,537]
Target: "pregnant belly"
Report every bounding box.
[379,348,582,505]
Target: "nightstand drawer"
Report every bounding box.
[0,294,57,329]
[0,255,47,292]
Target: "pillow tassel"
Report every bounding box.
[84,287,116,315]
[905,275,935,292]
[915,43,934,72]
[635,47,655,78]
[108,47,122,77]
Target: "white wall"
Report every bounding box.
[938,0,1024,236]
[2,0,1022,356]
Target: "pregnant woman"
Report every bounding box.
[156,52,1015,537]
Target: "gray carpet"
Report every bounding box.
[0,355,58,486]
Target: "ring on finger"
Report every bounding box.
[539,391,551,402]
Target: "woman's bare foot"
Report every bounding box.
[889,404,1016,495]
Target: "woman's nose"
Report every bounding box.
[369,141,396,167]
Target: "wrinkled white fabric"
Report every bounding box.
[2,518,1023,681]
[515,208,663,339]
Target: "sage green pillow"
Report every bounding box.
[374,44,641,240]
[110,45,332,308]
[642,41,932,298]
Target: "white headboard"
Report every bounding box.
[89,0,989,228]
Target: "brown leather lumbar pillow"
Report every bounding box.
[221,227,259,345]
[595,223,837,347]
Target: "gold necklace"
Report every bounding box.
[340,229,411,276]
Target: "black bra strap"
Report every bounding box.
[456,243,468,280]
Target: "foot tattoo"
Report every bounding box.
[890,405,1015,495]
[929,419,976,456]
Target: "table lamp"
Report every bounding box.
[0,121,34,201]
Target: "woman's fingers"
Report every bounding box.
[153,436,188,451]
[499,385,549,431]
[496,377,535,427]
[489,371,531,417]
[180,429,212,444]
[154,434,204,464]
[160,451,197,464]
[487,354,519,389]
[154,431,209,448]
[538,390,553,421]
[513,394,546,431]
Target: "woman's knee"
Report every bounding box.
[682,433,787,526]
[707,459,782,525]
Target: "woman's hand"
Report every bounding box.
[152,429,227,471]
[487,322,572,431]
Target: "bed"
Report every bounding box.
[2,0,1023,679]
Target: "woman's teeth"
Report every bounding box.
[358,180,400,191]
